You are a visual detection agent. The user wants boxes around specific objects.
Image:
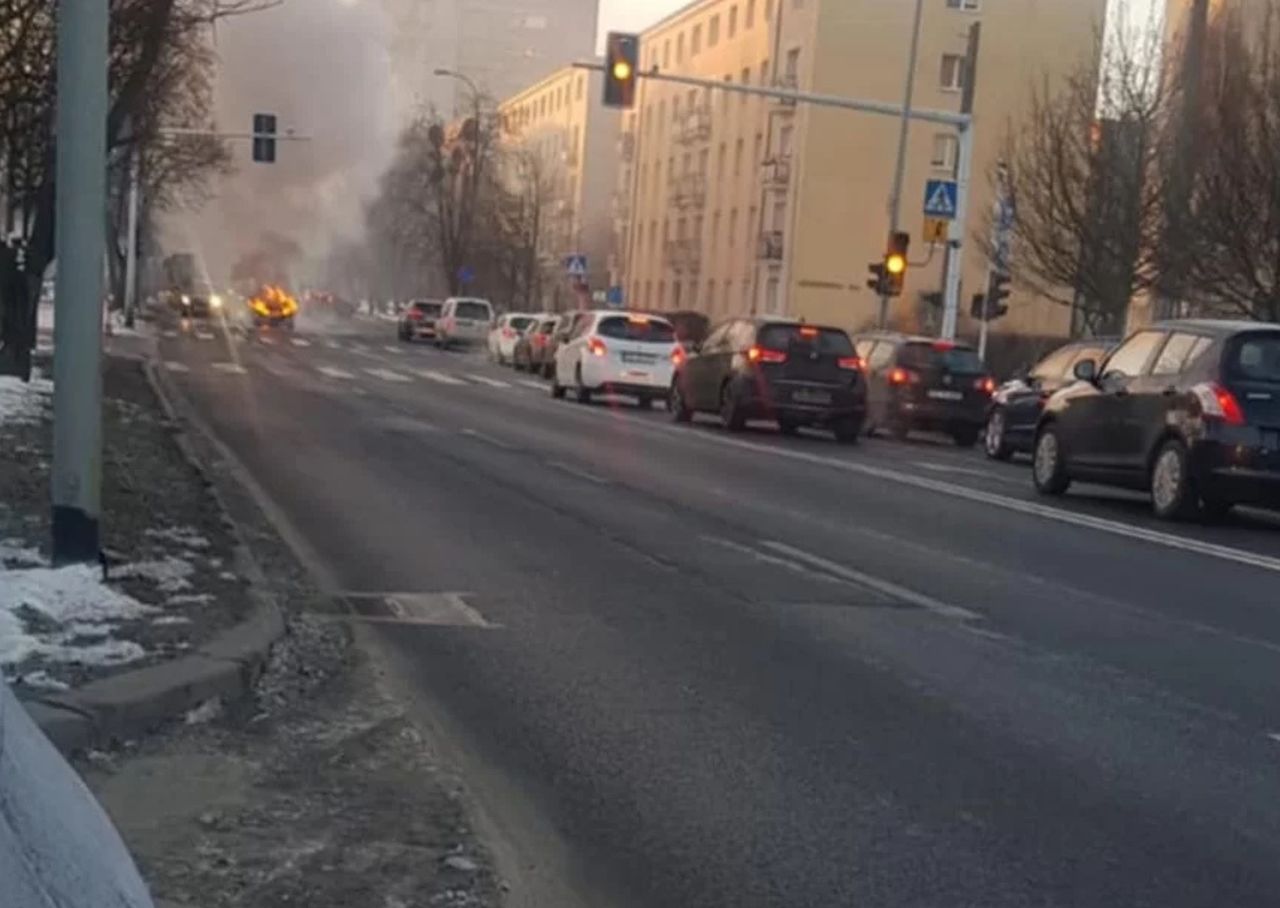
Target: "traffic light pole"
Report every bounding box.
[574,61,973,338]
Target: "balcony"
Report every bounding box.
[763,155,792,188]
[664,239,703,273]
[672,172,708,210]
[773,73,798,108]
[758,230,784,262]
[676,106,712,145]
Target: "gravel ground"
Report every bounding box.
[1,355,251,690]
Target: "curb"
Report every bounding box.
[19,350,286,753]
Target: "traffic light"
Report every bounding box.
[604,32,639,109]
[252,113,277,163]
[881,231,910,297]
[970,292,987,320]
[866,262,886,294]
[985,270,1011,320]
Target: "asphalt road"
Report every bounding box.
[160,313,1280,908]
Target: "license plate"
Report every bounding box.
[928,390,963,401]
[625,369,651,378]
[622,352,655,364]
[792,389,831,405]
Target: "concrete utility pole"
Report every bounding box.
[881,0,926,329]
[123,146,141,329]
[51,0,109,564]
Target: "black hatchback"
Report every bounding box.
[670,318,867,442]
[854,333,996,447]
[984,337,1118,460]
[1033,320,1280,519]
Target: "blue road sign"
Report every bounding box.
[457,265,475,286]
[564,254,588,277]
[923,180,958,220]
[606,285,624,307]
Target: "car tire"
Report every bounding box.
[1032,424,1071,496]
[550,373,566,399]
[952,426,980,448]
[636,396,654,410]
[670,381,693,423]
[575,365,592,404]
[833,418,861,445]
[1150,438,1199,521]
[542,362,555,380]
[984,407,1014,460]
[778,416,800,437]
[720,383,745,432]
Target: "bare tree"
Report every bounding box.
[1178,4,1280,322]
[984,22,1174,337]
[0,0,277,380]
[485,147,566,311]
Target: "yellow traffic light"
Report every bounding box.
[885,253,907,275]
[612,60,633,82]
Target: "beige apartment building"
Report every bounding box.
[615,0,1107,341]
[497,65,621,307]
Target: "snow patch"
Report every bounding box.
[144,526,212,550]
[0,375,53,427]
[0,539,43,568]
[165,593,214,606]
[114,556,195,593]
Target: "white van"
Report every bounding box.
[436,297,494,349]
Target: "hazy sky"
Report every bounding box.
[597,0,687,46]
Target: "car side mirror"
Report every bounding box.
[1073,358,1098,383]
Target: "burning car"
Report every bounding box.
[247,284,299,329]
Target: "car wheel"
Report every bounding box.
[636,396,654,410]
[833,418,861,445]
[720,383,745,432]
[984,408,1013,460]
[1150,439,1198,521]
[670,381,693,423]
[1032,424,1071,495]
[952,426,980,448]
[778,416,800,436]
[542,362,555,380]
[550,371,566,399]
[575,364,592,404]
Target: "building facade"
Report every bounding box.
[380,0,599,118]
[615,0,1107,341]
[497,65,621,308]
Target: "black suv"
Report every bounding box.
[984,338,1118,460]
[671,318,867,442]
[1033,320,1280,520]
[853,333,995,447]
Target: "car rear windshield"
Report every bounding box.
[539,319,557,333]
[899,342,985,374]
[1228,334,1280,383]
[455,301,491,320]
[758,325,854,355]
[413,302,442,315]
[510,316,535,332]
[596,316,676,343]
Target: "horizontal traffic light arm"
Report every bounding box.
[572,61,971,128]
[155,127,313,142]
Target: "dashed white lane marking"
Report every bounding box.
[163,360,190,372]
[382,345,404,355]
[211,362,248,375]
[460,428,516,450]
[325,340,342,349]
[517,379,548,391]
[194,331,215,341]
[257,335,276,346]
[464,373,511,388]
[290,338,312,347]
[414,369,465,386]
[546,460,610,485]
[161,330,179,338]
[363,367,411,383]
[762,541,982,621]
[1266,732,1280,744]
[317,366,356,380]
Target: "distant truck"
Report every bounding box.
[162,253,221,318]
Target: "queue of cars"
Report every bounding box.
[394,299,1280,522]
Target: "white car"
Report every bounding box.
[436,297,494,348]
[488,312,537,364]
[551,310,680,408]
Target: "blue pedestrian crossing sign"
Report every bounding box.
[564,254,588,277]
[923,180,959,220]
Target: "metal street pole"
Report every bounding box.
[939,123,972,340]
[881,0,926,328]
[51,0,109,564]
[123,147,140,328]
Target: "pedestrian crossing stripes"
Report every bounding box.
[414,369,466,386]
[465,374,511,388]
[364,367,412,383]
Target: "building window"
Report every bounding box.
[760,60,769,88]
[940,53,965,91]
[709,14,720,46]
[707,279,717,312]
[673,95,682,123]
[658,281,666,308]
[677,32,685,63]
[947,0,980,9]
[729,5,738,37]
[741,67,751,103]
[734,139,744,177]
[766,0,774,21]
[576,76,584,100]
[930,133,958,170]
[717,143,727,184]
[785,47,800,79]
[724,280,733,313]
[663,39,671,69]
[729,209,738,249]
[692,24,702,55]
[746,0,756,28]
[722,74,732,110]
[753,132,762,170]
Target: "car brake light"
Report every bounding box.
[889,367,919,386]
[747,345,787,364]
[837,356,862,371]
[628,314,651,324]
[407,309,421,320]
[932,340,955,352]
[1193,382,1246,425]
[588,337,608,357]
[975,376,996,394]
[671,346,685,366]
[799,325,819,338]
